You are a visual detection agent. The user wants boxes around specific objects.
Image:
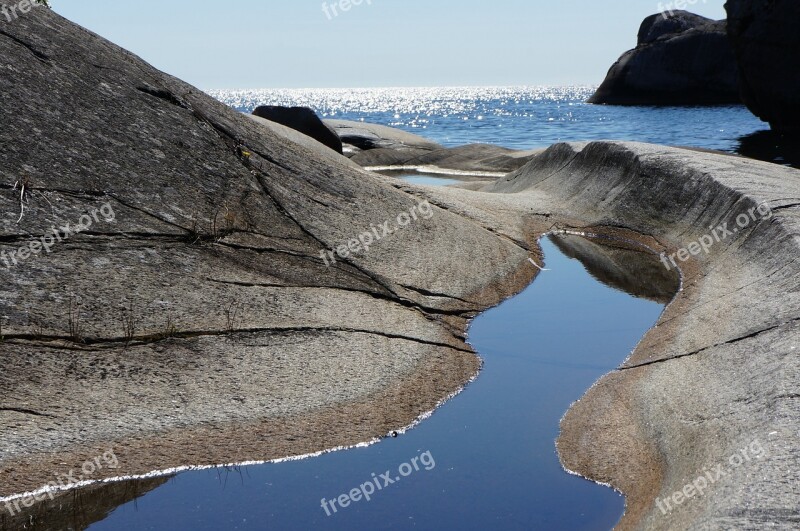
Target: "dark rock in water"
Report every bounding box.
[589,11,740,105]
[252,105,343,154]
[1,477,170,530]
[726,0,800,133]
[245,114,359,169]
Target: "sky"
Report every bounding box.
[52,0,727,90]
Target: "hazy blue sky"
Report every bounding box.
[53,0,727,90]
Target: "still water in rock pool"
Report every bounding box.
[393,174,462,187]
[78,236,670,530]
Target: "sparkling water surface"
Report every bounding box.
[210,86,768,154]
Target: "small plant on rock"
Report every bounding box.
[67,296,84,343]
[120,301,138,345]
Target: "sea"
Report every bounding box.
[208,86,797,166]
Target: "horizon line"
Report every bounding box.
[204,84,600,93]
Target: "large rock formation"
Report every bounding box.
[0,3,533,499]
[726,0,800,132]
[2,4,799,531]
[252,105,344,153]
[589,11,740,105]
[478,142,800,529]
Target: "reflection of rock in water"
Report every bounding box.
[550,234,680,304]
[0,477,170,531]
[736,130,800,169]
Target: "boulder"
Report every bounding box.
[589,11,740,105]
[252,105,343,153]
[0,5,533,499]
[726,0,800,133]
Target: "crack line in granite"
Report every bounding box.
[621,316,800,370]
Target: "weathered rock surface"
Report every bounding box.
[589,11,740,105]
[245,114,359,169]
[327,119,539,176]
[0,4,534,500]
[252,105,343,154]
[2,4,798,531]
[726,0,800,132]
[325,119,442,155]
[352,143,542,175]
[480,142,800,529]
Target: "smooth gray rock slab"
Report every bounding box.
[352,143,542,175]
[245,114,359,169]
[325,119,442,153]
[0,3,533,499]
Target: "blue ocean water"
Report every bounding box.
[210,86,771,156]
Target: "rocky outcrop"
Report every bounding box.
[245,114,359,169]
[252,105,343,153]
[589,11,740,105]
[0,5,534,499]
[352,143,542,176]
[2,5,798,531]
[335,139,800,528]
[325,119,442,154]
[326,119,538,176]
[479,142,800,529]
[726,0,800,132]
